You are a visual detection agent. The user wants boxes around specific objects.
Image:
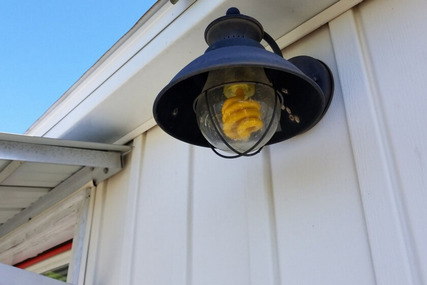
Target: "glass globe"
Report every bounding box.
[195,79,281,155]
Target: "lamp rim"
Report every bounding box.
[153,45,328,148]
[152,7,334,157]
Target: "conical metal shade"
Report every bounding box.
[153,8,333,149]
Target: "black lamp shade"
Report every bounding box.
[153,8,333,151]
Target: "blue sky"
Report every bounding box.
[0,0,156,134]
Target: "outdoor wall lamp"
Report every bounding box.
[153,7,334,158]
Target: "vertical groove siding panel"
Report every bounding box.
[83,178,105,285]
[119,135,145,285]
[83,136,145,285]
[85,162,133,284]
[330,4,424,283]
[270,26,375,285]
[356,0,427,283]
[191,147,277,285]
[131,127,191,285]
[83,2,427,284]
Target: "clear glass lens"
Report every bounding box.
[196,82,280,154]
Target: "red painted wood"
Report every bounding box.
[15,241,72,269]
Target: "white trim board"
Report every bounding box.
[275,0,364,49]
[329,9,421,285]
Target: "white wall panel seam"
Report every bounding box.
[76,187,96,285]
[120,135,145,285]
[326,12,381,284]
[329,9,420,285]
[133,127,191,285]
[186,146,194,285]
[67,187,92,284]
[351,7,423,285]
[82,181,107,285]
[263,148,281,285]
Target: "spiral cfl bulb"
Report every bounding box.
[221,84,264,140]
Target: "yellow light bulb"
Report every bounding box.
[221,83,263,140]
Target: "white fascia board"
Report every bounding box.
[0,140,122,169]
[0,132,130,152]
[25,0,363,144]
[25,0,199,137]
[0,133,130,169]
[25,0,232,140]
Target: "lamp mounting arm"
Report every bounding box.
[288,56,334,118]
[263,32,283,57]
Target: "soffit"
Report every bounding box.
[0,132,130,238]
[27,0,359,144]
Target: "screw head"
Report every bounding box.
[172,108,179,116]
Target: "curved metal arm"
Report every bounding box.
[263,32,283,57]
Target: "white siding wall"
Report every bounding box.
[329,0,427,283]
[83,0,427,284]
